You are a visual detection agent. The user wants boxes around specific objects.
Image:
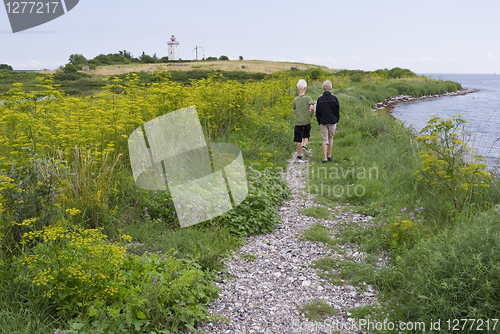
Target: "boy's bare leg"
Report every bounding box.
[322,144,327,160]
[302,138,309,147]
[297,142,302,156]
[328,140,333,158]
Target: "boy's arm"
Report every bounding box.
[316,103,321,125]
[309,96,314,118]
[293,108,296,115]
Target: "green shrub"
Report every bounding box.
[53,71,91,82]
[13,222,219,332]
[64,64,78,73]
[218,166,290,236]
[387,67,417,78]
[308,68,324,81]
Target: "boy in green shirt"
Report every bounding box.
[293,79,314,159]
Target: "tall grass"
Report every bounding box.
[389,206,500,328]
[305,77,500,332]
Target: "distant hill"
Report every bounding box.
[39,60,336,76]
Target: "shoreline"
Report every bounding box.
[376,87,499,169]
[373,88,479,112]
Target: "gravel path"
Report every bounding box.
[199,153,378,334]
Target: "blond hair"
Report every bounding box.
[322,80,332,91]
[297,79,307,91]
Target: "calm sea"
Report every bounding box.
[391,74,500,167]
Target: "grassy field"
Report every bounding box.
[2,64,495,333]
[39,59,334,76]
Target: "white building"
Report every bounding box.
[167,35,179,61]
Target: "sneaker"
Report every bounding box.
[297,155,302,159]
[301,145,307,150]
[327,156,332,162]
[322,159,327,163]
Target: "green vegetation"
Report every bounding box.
[0,64,13,71]
[297,300,338,322]
[0,71,295,333]
[298,206,332,220]
[302,71,500,332]
[0,63,489,333]
[240,253,257,261]
[300,223,338,247]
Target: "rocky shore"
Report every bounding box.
[373,88,479,111]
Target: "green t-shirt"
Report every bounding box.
[293,95,313,126]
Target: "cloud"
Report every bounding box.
[9,60,63,70]
[445,57,464,62]
[325,57,337,65]
[419,57,440,62]
[277,57,297,63]
[303,56,324,65]
[350,56,362,63]
[473,51,498,63]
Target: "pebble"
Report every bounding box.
[197,152,381,334]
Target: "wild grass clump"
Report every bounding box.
[386,205,500,328]
[297,300,337,322]
[300,223,338,247]
[298,206,332,220]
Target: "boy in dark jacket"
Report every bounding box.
[315,80,339,163]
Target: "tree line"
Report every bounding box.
[63,51,237,71]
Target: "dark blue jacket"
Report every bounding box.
[316,91,340,125]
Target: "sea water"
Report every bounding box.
[392,74,500,167]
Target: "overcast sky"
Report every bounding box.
[1,0,499,73]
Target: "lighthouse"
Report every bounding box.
[167,35,180,61]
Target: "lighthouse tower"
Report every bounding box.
[167,35,180,61]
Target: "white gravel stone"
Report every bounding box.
[197,152,381,334]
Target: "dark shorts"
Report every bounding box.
[294,124,311,143]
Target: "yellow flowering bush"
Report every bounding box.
[0,72,296,230]
[18,223,127,315]
[0,72,295,169]
[15,222,220,332]
[379,204,429,252]
[414,115,491,214]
